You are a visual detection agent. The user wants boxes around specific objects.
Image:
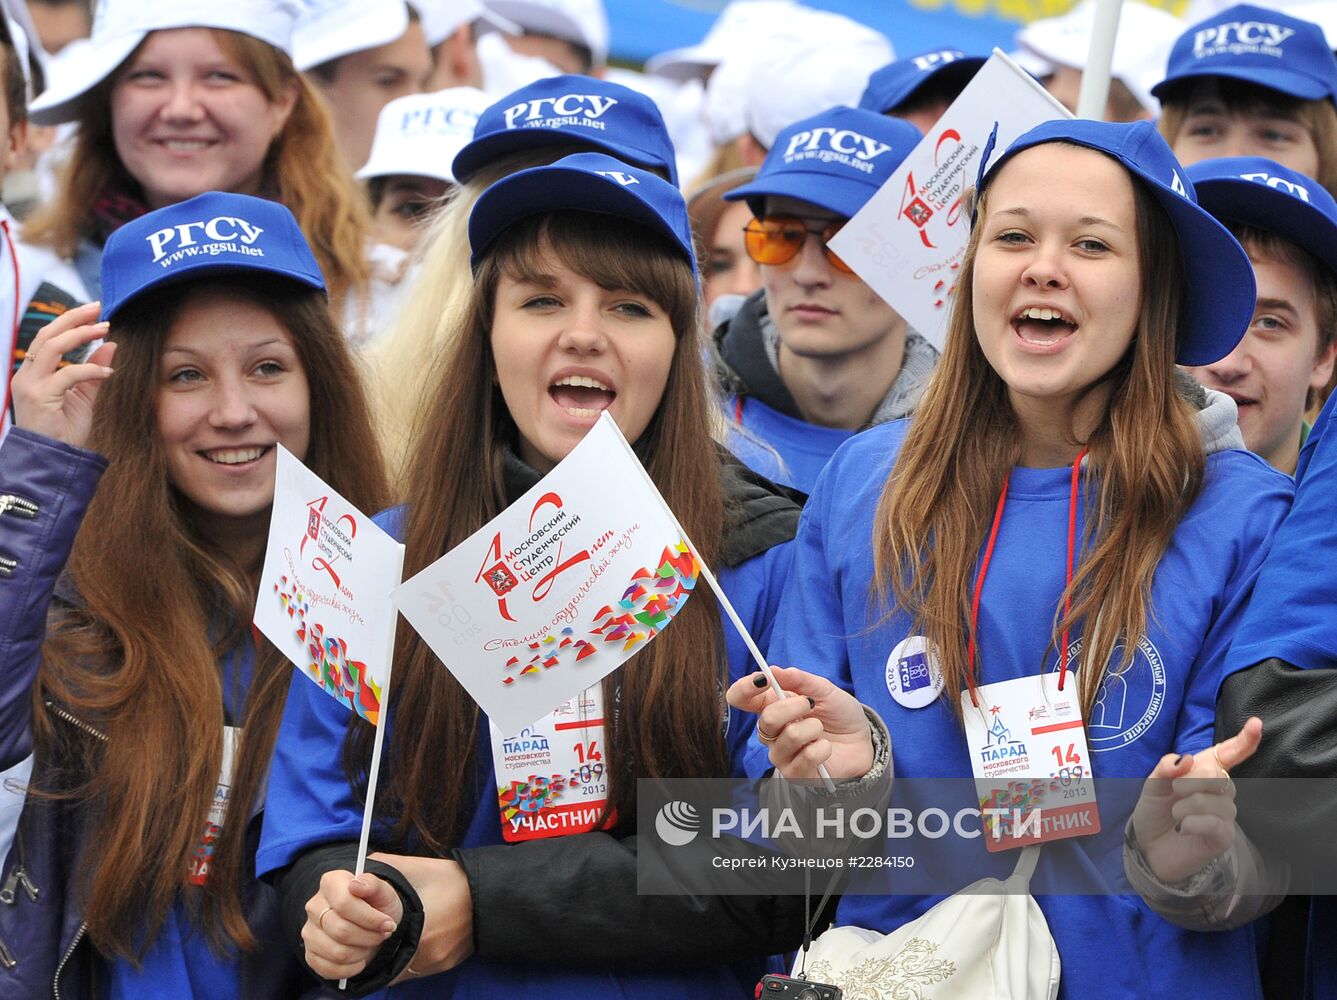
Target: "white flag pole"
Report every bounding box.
[1076,0,1125,120]
[603,414,837,793]
[340,542,406,991]
[689,557,837,793]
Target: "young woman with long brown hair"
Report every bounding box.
[20,0,369,314]
[726,119,1293,999]
[0,191,386,998]
[256,153,818,997]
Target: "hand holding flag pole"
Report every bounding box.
[251,446,408,992]
[604,417,837,793]
[689,554,838,793]
[339,545,404,990]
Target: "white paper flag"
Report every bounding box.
[394,413,700,737]
[254,446,405,726]
[829,49,1073,350]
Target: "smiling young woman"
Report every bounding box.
[0,191,386,999]
[21,1,369,313]
[724,120,1292,1000]
[256,153,821,999]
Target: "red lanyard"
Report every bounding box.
[1,220,21,428]
[966,448,1088,707]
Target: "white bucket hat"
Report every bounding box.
[414,0,517,48]
[292,0,411,71]
[483,0,609,67]
[0,0,46,102]
[355,86,490,182]
[1018,0,1184,114]
[28,0,309,125]
[646,1,797,81]
[742,9,894,149]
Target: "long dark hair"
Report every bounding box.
[355,211,731,852]
[35,275,388,959]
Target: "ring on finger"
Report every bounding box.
[1211,745,1233,794]
[405,964,422,977]
[317,905,333,932]
[757,723,779,745]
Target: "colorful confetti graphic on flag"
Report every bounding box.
[501,540,699,687]
[275,575,383,724]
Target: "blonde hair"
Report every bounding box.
[686,142,751,194]
[24,29,371,308]
[362,148,573,487]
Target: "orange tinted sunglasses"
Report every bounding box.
[743,215,854,274]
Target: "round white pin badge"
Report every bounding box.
[885,635,944,709]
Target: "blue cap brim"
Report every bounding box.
[1150,192,1258,365]
[1151,65,1334,103]
[862,57,986,114]
[983,131,1257,367]
[1194,177,1337,279]
[102,261,325,321]
[452,130,678,187]
[469,165,695,271]
[724,172,874,221]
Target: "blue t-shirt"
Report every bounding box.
[257,507,794,998]
[730,395,855,495]
[758,420,1290,1000]
[108,642,255,1000]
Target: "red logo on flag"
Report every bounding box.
[905,198,933,228]
[484,562,519,596]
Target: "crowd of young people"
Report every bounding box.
[0,1,1333,998]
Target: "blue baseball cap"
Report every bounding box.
[977,119,1256,367]
[1152,3,1337,104]
[452,75,679,187]
[1188,157,1337,280]
[859,50,986,115]
[100,192,325,321]
[468,152,696,278]
[724,106,921,220]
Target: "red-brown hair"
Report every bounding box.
[35,276,388,960]
[23,29,370,307]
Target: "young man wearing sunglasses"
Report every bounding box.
[712,106,933,494]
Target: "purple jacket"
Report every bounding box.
[0,428,317,999]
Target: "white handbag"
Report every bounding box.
[793,846,1060,1000]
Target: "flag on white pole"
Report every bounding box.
[394,413,702,738]
[254,446,405,726]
